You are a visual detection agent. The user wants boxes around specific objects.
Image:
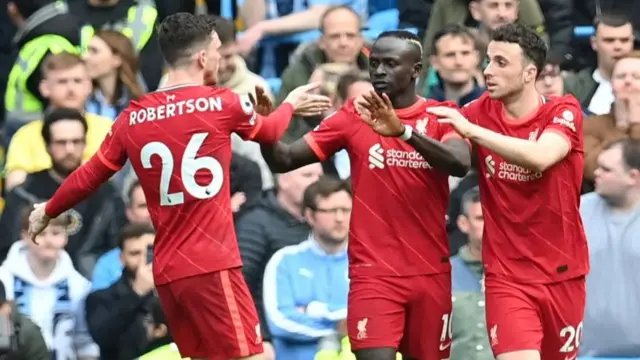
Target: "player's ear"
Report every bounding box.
[457,214,470,234]
[523,64,537,84]
[196,49,207,69]
[413,62,423,80]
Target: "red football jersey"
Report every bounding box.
[304,97,463,277]
[462,93,589,283]
[98,85,263,285]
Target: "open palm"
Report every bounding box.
[249,86,274,116]
[359,91,404,137]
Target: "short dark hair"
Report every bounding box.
[157,12,215,67]
[209,15,236,44]
[302,176,352,212]
[118,223,155,250]
[594,12,632,31]
[375,30,423,62]
[431,24,476,55]
[336,70,370,101]
[42,108,88,145]
[461,186,481,216]
[491,23,547,79]
[604,139,640,171]
[319,5,361,33]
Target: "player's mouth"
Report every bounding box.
[486,82,498,90]
[372,81,390,90]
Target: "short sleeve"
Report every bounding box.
[97,114,128,171]
[226,92,261,141]
[542,98,583,150]
[302,107,352,161]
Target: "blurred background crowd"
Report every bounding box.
[0,0,639,359]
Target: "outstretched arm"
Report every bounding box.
[260,138,320,173]
[405,133,471,177]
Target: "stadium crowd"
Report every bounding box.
[0,0,639,359]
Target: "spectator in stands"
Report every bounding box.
[137,297,182,359]
[230,152,265,215]
[68,0,163,90]
[237,0,366,59]
[324,69,372,179]
[86,224,156,360]
[0,108,126,276]
[4,52,113,190]
[207,15,276,191]
[91,180,152,291]
[398,0,434,39]
[427,24,484,105]
[83,30,145,120]
[282,62,354,144]
[419,0,546,91]
[0,209,99,359]
[264,176,351,360]
[535,54,565,98]
[5,0,81,146]
[564,13,634,115]
[580,139,640,357]
[449,187,492,360]
[276,6,368,108]
[583,51,640,188]
[0,279,49,360]
[236,164,324,357]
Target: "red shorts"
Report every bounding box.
[485,275,586,360]
[347,273,452,359]
[156,268,263,359]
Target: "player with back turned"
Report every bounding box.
[419,23,589,360]
[259,30,471,360]
[26,13,332,360]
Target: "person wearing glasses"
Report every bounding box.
[263,176,352,360]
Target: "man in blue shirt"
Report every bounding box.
[263,176,352,360]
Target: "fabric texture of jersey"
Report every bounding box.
[0,241,99,359]
[97,85,262,284]
[304,97,462,277]
[462,94,589,283]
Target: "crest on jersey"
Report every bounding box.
[416,118,428,135]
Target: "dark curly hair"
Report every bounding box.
[157,12,215,67]
[491,23,547,79]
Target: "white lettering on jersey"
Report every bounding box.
[129,96,223,125]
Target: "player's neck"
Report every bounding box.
[502,87,541,119]
[161,70,204,90]
[26,253,58,280]
[390,90,418,110]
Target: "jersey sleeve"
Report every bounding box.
[302,106,352,161]
[225,91,261,141]
[97,113,128,171]
[542,97,583,150]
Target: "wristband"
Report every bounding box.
[398,124,413,141]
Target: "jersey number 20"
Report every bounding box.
[141,132,223,206]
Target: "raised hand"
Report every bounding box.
[284,83,333,117]
[248,86,274,116]
[28,202,50,244]
[359,91,404,137]
[427,107,474,138]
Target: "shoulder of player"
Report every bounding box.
[545,95,582,117]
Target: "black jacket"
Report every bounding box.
[0,311,49,360]
[538,0,574,67]
[235,193,311,341]
[85,276,153,360]
[0,170,126,276]
[10,2,81,111]
[230,153,263,217]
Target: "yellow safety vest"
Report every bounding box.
[79,4,157,54]
[138,343,188,360]
[4,34,80,123]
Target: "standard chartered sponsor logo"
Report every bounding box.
[368,143,431,170]
[484,155,542,181]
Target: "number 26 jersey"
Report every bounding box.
[98,85,262,285]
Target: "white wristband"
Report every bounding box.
[398,124,413,141]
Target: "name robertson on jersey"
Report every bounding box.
[129,96,223,125]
